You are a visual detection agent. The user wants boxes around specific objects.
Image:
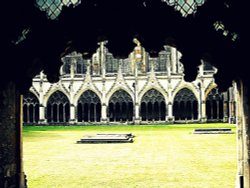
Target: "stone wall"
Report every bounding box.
[0,82,25,188]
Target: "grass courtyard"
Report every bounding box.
[23,123,236,188]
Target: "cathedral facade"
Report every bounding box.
[23,41,235,125]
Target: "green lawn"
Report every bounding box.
[23,123,237,188]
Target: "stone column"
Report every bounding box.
[38,72,46,124]
[223,101,228,122]
[101,103,107,123]
[134,76,140,123]
[39,105,45,124]
[228,86,236,124]
[69,104,76,124]
[69,62,76,124]
[0,82,26,188]
[133,69,141,124]
[201,100,206,122]
[198,81,207,122]
[101,76,107,123]
[167,78,174,122]
[168,102,174,122]
[229,101,233,123]
[222,91,229,122]
[134,103,140,124]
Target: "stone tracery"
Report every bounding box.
[23,41,233,124]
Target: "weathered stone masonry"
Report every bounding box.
[23,41,235,125]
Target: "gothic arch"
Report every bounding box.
[74,88,102,106]
[43,87,70,106]
[46,91,70,123]
[77,90,101,122]
[173,88,198,120]
[23,92,39,124]
[138,86,168,105]
[140,88,166,121]
[205,88,224,121]
[106,86,134,105]
[172,82,199,102]
[108,89,133,122]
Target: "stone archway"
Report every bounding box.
[140,89,166,121]
[77,90,101,122]
[46,91,70,123]
[23,92,39,124]
[173,88,198,121]
[206,88,224,121]
[108,90,133,122]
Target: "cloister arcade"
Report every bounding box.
[23,86,232,124]
[22,44,234,124]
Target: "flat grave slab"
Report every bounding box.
[193,128,234,134]
[76,133,134,144]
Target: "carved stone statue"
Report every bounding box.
[133,38,141,47]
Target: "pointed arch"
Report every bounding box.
[173,88,198,120]
[106,86,134,105]
[46,91,70,123]
[108,90,133,122]
[138,86,168,106]
[140,89,166,121]
[172,82,199,102]
[77,90,101,122]
[23,92,39,124]
[205,88,224,121]
[44,87,70,107]
[74,88,102,106]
